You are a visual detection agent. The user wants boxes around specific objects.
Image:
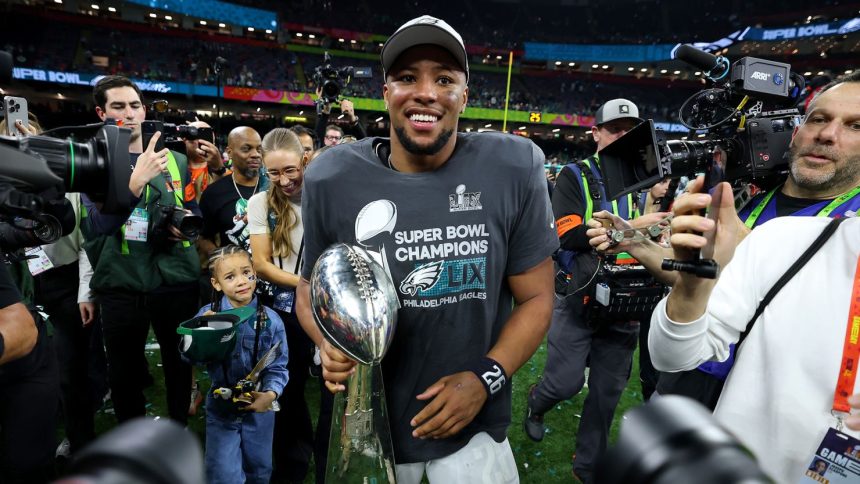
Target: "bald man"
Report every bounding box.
[199,126,268,255]
[184,120,226,203]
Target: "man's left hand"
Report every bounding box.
[410,371,487,439]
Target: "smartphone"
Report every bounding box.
[141,120,165,152]
[4,96,29,137]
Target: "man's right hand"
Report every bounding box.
[129,131,170,197]
[196,139,223,171]
[320,338,357,393]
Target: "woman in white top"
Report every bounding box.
[247,128,324,482]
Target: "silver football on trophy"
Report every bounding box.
[310,243,399,365]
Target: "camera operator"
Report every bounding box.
[183,120,227,204]
[523,99,667,483]
[647,73,860,483]
[587,73,860,410]
[0,114,108,457]
[81,75,200,426]
[314,93,367,148]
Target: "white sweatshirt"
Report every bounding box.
[650,216,860,483]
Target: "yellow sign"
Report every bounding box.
[529,112,542,123]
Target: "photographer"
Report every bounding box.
[523,99,665,483]
[314,94,367,148]
[81,75,200,426]
[587,73,860,409]
[183,120,227,204]
[647,74,860,483]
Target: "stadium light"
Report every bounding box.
[694,71,701,76]
[640,68,648,72]
[846,69,854,74]
[200,20,207,25]
[554,61,562,66]
[308,34,316,39]
[601,65,609,69]
[484,123,492,128]
[266,29,272,34]
[149,13,157,18]
[375,116,383,122]
[518,126,526,130]
[591,64,599,69]
[298,111,304,115]
[296,33,303,37]
[552,128,560,133]
[673,70,681,75]
[91,4,99,9]
[660,69,668,74]
[338,38,345,42]
[219,23,226,28]
[165,15,172,20]
[497,55,503,60]
[804,71,812,76]
[817,71,825,75]
[248,27,255,31]
[256,107,261,112]
[350,39,356,44]
[54,0,62,3]
[627,67,635,72]
[568,62,575,67]
[108,6,116,12]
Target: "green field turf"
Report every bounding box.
[92,335,646,483]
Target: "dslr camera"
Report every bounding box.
[312,52,354,104]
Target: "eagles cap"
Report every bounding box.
[381,15,469,81]
[594,98,644,125]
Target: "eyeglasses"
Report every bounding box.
[266,168,300,179]
[325,135,342,141]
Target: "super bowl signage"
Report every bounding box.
[743,17,860,41]
[13,68,91,85]
[13,68,180,94]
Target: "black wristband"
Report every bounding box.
[209,165,227,175]
[468,356,508,398]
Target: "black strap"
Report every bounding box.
[293,237,304,274]
[574,159,602,201]
[737,217,846,349]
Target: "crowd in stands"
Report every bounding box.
[3,14,696,121]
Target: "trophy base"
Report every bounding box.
[325,363,397,483]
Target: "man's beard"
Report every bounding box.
[394,127,454,156]
[788,143,860,194]
[238,166,259,179]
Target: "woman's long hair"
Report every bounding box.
[261,128,305,259]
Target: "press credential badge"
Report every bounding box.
[125,208,149,242]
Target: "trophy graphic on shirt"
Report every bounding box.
[311,243,399,483]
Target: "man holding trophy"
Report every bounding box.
[296,15,558,484]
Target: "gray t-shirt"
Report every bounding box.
[302,132,558,463]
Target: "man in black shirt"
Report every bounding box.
[0,262,60,483]
[199,126,268,253]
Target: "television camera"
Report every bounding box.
[599,45,805,278]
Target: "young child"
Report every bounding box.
[192,245,288,484]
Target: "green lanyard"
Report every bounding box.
[744,184,860,228]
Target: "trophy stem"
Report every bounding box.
[325,363,397,483]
